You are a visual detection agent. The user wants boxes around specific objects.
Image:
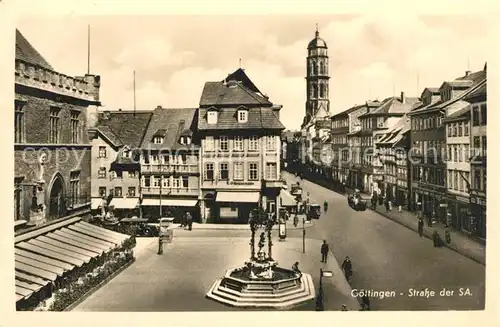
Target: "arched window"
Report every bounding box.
[319,84,325,98]
[312,62,317,75]
[312,84,318,98]
[319,62,324,75]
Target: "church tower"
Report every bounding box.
[304,25,330,126]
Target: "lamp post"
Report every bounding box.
[316,268,333,311]
[302,217,306,253]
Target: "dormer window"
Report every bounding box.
[237,106,249,123]
[186,136,191,145]
[153,136,163,144]
[123,147,131,158]
[207,108,218,124]
[180,137,185,145]
[152,129,166,144]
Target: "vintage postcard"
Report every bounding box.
[2,0,498,326]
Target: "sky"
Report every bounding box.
[17,14,492,130]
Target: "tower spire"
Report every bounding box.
[315,23,319,37]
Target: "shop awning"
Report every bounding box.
[14,219,130,302]
[216,191,260,203]
[141,199,198,207]
[109,198,139,209]
[91,198,104,210]
[280,190,297,207]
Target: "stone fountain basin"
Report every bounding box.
[221,266,302,294]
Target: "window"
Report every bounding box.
[448,170,453,189]
[14,101,25,143]
[71,110,80,143]
[464,145,469,162]
[98,167,106,178]
[69,171,80,205]
[266,136,276,151]
[219,136,229,151]
[474,168,481,191]
[128,171,137,178]
[162,176,173,188]
[458,173,464,192]
[123,148,130,158]
[249,136,259,151]
[114,187,122,197]
[482,136,486,156]
[234,136,243,152]
[377,117,385,128]
[473,136,481,156]
[266,162,277,180]
[219,162,229,180]
[437,116,442,127]
[186,136,192,145]
[233,162,244,180]
[464,121,469,136]
[109,189,114,196]
[127,187,136,197]
[180,137,185,145]
[238,110,248,123]
[207,111,218,124]
[49,107,61,143]
[204,163,214,180]
[182,176,189,188]
[472,105,480,126]
[153,136,163,144]
[248,162,259,181]
[151,154,159,164]
[173,178,180,188]
[99,187,107,197]
[453,146,458,163]
[447,124,452,137]
[204,136,215,152]
[452,123,457,137]
[152,176,161,187]
[143,176,151,187]
[480,103,487,125]
[98,146,107,158]
[458,122,463,137]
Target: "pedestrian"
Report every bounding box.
[432,230,443,247]
[388,200,392,212]
[341,304,348,311]
[321,240,329,263]
[293,214,299,227]
[186,212,193,231]
[341,256,352,281]
[384,199,390,213]
[445,224,451,244]
[418,218,424,238]
[292,261,301,275]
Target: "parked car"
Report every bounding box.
[307,203,322,220]
[347,190,367,211]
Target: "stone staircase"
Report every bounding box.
[206,272,316,309]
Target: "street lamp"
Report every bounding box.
[302,216,306,254]
[316,268,333,311]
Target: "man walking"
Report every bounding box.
[186,212,193,231]
[320,240,329,263]
[418,218,424,238]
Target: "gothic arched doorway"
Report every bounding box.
[48,174,66,219]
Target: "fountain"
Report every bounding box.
[205,207,315,309]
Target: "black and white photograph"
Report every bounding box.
[3,0,498,323]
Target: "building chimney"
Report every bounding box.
[103,110,111,120]
[156,105,162,109]
[465,70,471,76]
[400,91,405,103]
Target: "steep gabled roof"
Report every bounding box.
[96,111,153,148]
[199,81,272,107]
[360,96,418,117]
[223,68,263,95]
[141,108,198,150]
[15,29,53,70]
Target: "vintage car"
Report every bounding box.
[307,203,322,220]
[347,190,367,211]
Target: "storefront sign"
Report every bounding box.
[228,181,255,186]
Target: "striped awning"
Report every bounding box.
[91,198,104,210]
[216,192,260,203]
[280,190,297,207]
[14,218,130,303]
[109,198,139,209]
[141,199,198,207]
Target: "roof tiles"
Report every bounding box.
[15,29,53,70]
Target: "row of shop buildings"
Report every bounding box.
[90,68,286,224]
[284,65,487,240]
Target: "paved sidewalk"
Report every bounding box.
[304,176,486,266]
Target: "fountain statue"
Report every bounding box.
[206,206,315,309]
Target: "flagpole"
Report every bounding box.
[133,70,136,116]
[87,24,90,75]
